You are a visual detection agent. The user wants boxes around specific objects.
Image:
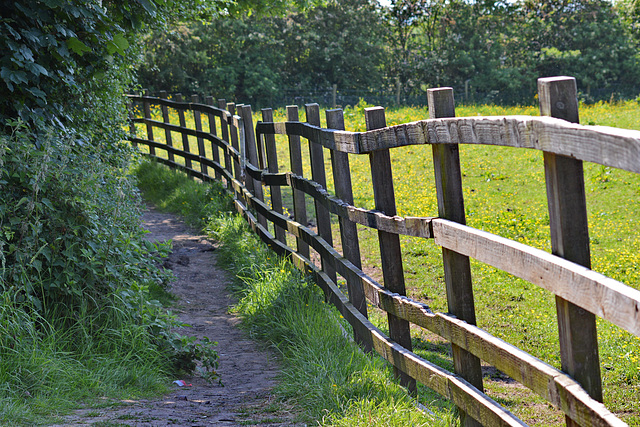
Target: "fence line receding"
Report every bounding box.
[127,76,640,427]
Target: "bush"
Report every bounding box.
[0,121,221,424]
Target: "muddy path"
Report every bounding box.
[54,206,299,426]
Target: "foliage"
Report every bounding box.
[138,0,390,105]
[1,0,147,125]
[137,18,288,105]
[0,121,149,312]
[0,1,236,421]
[281,0,389,92]
[138,0,640,106]
[520,0,640,98]
[0,0,304,126]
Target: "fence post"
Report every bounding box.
[286,105,310,259]
[364,106,416,393]
[191,95,208,176]
[238,105,268,229]
[173,93,192,169]
[158,90,174,163]
[218,99,233,186]
[261,108,286,244]
[305,103,337,284]
[226,102,243,188]
[142,89,155,156]
[205,96,222,180]
[428,88,483,427]
[326,108,371,352]
[538,77,603,426]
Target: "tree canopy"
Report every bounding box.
[137,0,640,106]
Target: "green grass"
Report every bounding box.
[135,160,457,426]
[0,295,173,426]
[263,101,640,425]
[133,100,640,425]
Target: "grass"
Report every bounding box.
[135,160,457,426]
[0,295,173,426]
[132,99,640,425]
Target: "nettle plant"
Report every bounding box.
[0,120,153,313]
[0,119,220,380]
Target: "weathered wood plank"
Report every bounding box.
[261,108,286,244]
[158,91,174,162]
[257,121,361,154]
[205,95,222,180]
[539,77,602,423]
[326,108,370,351]
[142,89,155,156]
[191,94,208,175]
[173,94,192,168]
[305,103,336,283]
[217,99,233,185]
[226,103,243,190]
[365,106,416,393]
[429,87,483,427]
[251,169,434,239]
[431,219,640,337]
[286,106,310,258]
[133,118,229,152]
[127,98,137,148]
[130,94,228,119]
[135,94,640,175]
[239,105,267,228]
[359,115,640,174]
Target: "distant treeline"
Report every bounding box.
[138,0,640,107]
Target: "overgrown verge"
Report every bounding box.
[135,159,457,426]
[0,126,221,426]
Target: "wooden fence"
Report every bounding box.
[128,76,640,427]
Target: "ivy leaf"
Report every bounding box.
[26,86,46,100]
[25,62,49,77]
[66,37,92,56]
[107,33,130,56]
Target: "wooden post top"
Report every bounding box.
[427,87,455,119]
[538,77,579,123]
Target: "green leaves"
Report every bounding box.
[106,34,130,56]
[0,0,199,124]
[0,68,28,91]
[66,37,92,56]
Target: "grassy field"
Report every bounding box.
[134,99,640,425]
[136,160,456,426]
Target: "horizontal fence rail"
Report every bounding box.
[127,76,639,427]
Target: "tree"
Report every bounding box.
[282,0,389,92]
[520,0,640,97]
[138,0,390,105]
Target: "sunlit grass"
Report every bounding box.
[136,160,457,426]
[133,99,640,425]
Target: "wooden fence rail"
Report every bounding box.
[127,76,639,427]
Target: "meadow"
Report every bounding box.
[135,99,640,425]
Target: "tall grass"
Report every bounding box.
[136,160,457,426]
[0,292,172,425]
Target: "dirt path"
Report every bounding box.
[55,206,298,426]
